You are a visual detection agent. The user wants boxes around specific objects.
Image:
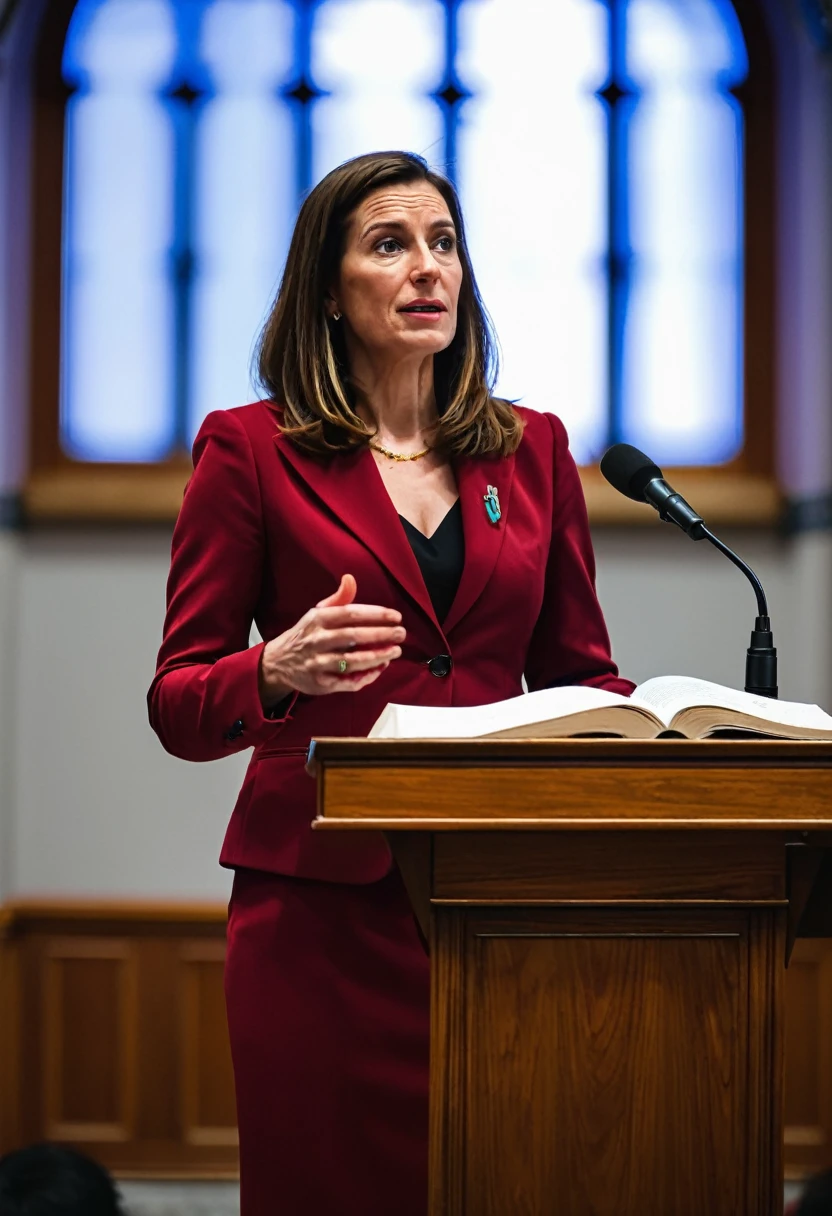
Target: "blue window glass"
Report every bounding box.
[59,0,749,467]
[456,0,609,465]
[312,0,444,186]
[623,0,747,465]
[190,0,297,438]
[62,0,178,461]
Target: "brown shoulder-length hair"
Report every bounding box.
[256,151,524,459]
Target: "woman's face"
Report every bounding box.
[331,181,463,365]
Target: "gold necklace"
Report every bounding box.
[369,441,431,462]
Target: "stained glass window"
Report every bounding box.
[59,0,748,467]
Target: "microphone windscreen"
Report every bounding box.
[600,443,664,502]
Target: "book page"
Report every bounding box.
[633,675,832,732]
[368,685,634,740]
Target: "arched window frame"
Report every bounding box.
[23,0,778,524]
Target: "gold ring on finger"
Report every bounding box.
[338,658,348,674]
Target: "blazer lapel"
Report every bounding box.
[442,450,516,635]
[274,435,442,630]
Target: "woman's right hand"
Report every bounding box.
[258,574,406,706]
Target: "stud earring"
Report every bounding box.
[332,310,341,321]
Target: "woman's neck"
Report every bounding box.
[351,352,439,445]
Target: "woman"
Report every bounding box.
[148,150,633,1216]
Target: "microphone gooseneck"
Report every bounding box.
[600,444,778,698]
[698,526,767,618]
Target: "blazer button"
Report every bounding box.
[427,654,452,678]
[224,718,245,741]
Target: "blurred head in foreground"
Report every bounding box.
[0,1144,122,1216]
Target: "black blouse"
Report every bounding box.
[398,499,465,624]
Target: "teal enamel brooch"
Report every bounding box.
[484,484,501,525]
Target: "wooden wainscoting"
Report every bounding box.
[0,901,237,1178]
[0,898,829,1181]
[0,906,21,1152]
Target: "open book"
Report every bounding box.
[368,675,832,742]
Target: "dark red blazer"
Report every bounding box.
[148,400,633,884]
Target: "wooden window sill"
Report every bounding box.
[23,462,193,523]
[580,466,782,528]
[21,462,782,527]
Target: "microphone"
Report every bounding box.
[600,443,778,699]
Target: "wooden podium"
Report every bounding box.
[310,738,832,1216]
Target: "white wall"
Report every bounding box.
[0,533,17,901]
[594,527,832,705]
[0,0,42,903]
[10,530,243,900]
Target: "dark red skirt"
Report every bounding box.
[225,866,430,1216]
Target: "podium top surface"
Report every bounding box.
[309,737,832,766]
[309,737,832,832]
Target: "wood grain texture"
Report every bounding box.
[1,903,237,1178]
[432,831,787,903]
[318,763,832,830]
[4,900,229,924]
[388,831,432,940]
[746,910,786,1213]
[429,912,467,1215]
[316,740,832,1210]
[430,907,784,1216]
[470,925,743,1215]
[42,940,138,1142]
[179,942,238,1149]
[0,911,20,1152]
